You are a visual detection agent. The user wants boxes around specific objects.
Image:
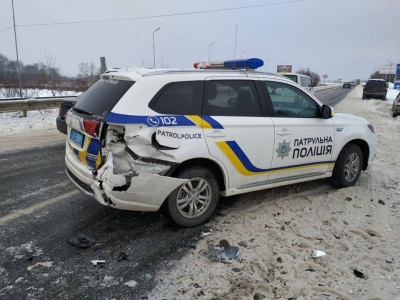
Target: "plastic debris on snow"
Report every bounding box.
[91,260,106,266]
[208,239,240,263]
[200,229,213,238]
[312,250,326,258]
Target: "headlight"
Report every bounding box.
[367,124,375,133]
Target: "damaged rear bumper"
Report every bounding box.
[65,147,187,212]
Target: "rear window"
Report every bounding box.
[366,80,386,88]
[282,74,298,83]
[74,79,134,116]
[300,76,311,87]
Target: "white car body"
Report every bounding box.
[280,73,315,94]
[65,66,377,226]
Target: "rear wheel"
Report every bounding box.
[362,93,366,99]
[331,144,363,188]
[167,166,219,227]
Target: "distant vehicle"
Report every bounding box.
[56,98,77,134]
[350,81,356,87]
[392,92,400,117]
[280,73,315,94]
[362,79,387,100]
[343,82,351,89]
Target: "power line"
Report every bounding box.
[17,0,304,27]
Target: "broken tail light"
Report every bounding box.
[83,119,100,137]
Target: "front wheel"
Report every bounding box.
[331,144,363,188]
[167,166,219,227]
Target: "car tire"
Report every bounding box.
[331,143,363,188]
[382,95,386,100]
[362,93,366,99]
[167,166,219,227]
[393,112,397,118]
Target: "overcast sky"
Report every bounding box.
[0,0,399,81]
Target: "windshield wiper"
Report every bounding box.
[72,107,92,115]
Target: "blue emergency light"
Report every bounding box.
[194,58,264,70]
[224,58,263,69]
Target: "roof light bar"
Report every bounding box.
[194,58,264,70]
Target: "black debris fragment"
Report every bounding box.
[253,293,266,300]
[238,241,248,248]
[117,251,128,262]
[345,197,352,201]
[367,232,376,237]
[288,297,297,300]
[27,256,34,261]
[232,268,241,273]
[305,268,315,272]
[68,234,95,248]
[193,283,201,288]
[353,269,365,279]
[188,243,197,249]
[219,239,230,248]
[378,199,385,205]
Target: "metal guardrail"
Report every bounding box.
[0,96,77,115]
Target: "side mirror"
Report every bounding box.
[322,104,334,119]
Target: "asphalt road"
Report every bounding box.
[314,85,352,106]
[0,85,350,299]
[0,143,207,299]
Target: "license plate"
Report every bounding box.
[70,129,84,147]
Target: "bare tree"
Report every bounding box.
[297,68,321,85]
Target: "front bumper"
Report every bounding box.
[56,116,67,134]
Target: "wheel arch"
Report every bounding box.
[342,139,370,171]
[169,158,226,191]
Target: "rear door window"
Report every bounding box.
[149,81,204,115]
[73,79,134,116]
[203,80,262,116]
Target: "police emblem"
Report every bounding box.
[275,139,292,160]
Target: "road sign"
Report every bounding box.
[277,65,292,73]
[380,65,396,74]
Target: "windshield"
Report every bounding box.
[74,79,134,117]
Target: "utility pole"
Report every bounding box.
[11,0,23,98]
[208,43,215,61]
[233,24,237,60]
[153,27,160,68]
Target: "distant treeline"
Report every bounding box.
[0,52,99,97]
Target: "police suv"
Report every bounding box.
[65,58,377,227]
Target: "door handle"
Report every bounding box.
[206,130,226,138]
